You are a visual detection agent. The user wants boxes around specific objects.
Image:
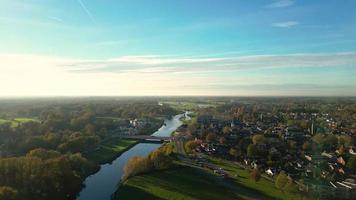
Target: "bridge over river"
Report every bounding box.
[77,112,189,200]
[120,135,171,142]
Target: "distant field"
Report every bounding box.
[0,117,40,127]
[114,163,297,200]
[96,116,124,121]
[162,101,216,111]
[85,138,138,164]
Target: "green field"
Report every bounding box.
[85,138,138,164]
[207,157,304,200]
[114,162,303,200]
[0,117,40,127]
[115,165,241,200]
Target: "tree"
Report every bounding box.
[247,144,259,158]
[322,134,338,150]
[185,140,199,153]
[84,123,96,135]
[26,148,61,160]
[0,186,18,200]
[219,136,227,144]
[252,134,265,144]
[347,155,356,173]
[122,156,152,180]
[206,133,217,143]
[222,126,231,137]
[159,143,174,155]
[148,150,172,170]
[275,171,288,191]
[229,147,240,159]
[250,168,261,182]
[338,135,352,148]
[285,177,297,193]
[302,141,311,152]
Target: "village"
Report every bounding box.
[174,106,356,199]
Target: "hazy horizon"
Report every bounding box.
[1,0,356,96]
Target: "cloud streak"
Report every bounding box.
[77,0,95,23]
[266,0,295,8]
[59,52,356,74]
[272,21,299,28]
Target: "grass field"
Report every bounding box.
[115,165,243,200]
[85,138,138,164]
[114,162,303,200]
[0,117,40,128]
[207,157,304,200]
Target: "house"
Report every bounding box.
[337,156,346,166]
[349,148,356,155]
[265,168,275,176]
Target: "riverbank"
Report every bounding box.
[77,143,161,200]
[113,164,239,200]
[113,162,281,200]
[85,138,139,164]
[76,112,187,200]
[114,156,303,200]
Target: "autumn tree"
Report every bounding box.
[219,136,227,144]
[0,186,18,200]
[347,155,356,173]
[122,156,152,180]
[206,133,217,143]
[222,126,231,137]
[149,150,173,170]
[275,171,288,191]
[252,134,265,144]
[250,168,261,182]
[229,147,241,160]
[185,140,199,153]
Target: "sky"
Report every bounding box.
[0,0,356,96]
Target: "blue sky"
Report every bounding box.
[0,0,355,96]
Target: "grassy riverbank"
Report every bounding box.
[114,165,242,200]
[114,156,306,200]
[85,138,138,164]
[114,161,303,200]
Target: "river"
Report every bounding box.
[76,112,189,200]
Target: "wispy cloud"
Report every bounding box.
[272,21,299,28]
[1,53,355,96]
[48,16,63,23]
[77,0,95,23]
[58,52,356,74]
[91,39,140,47]
[266,0,295,8]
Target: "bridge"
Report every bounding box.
[120,135,171,142]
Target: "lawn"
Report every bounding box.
[85,138,138,164]
[207,157,305,200]
[114,163,298,200]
